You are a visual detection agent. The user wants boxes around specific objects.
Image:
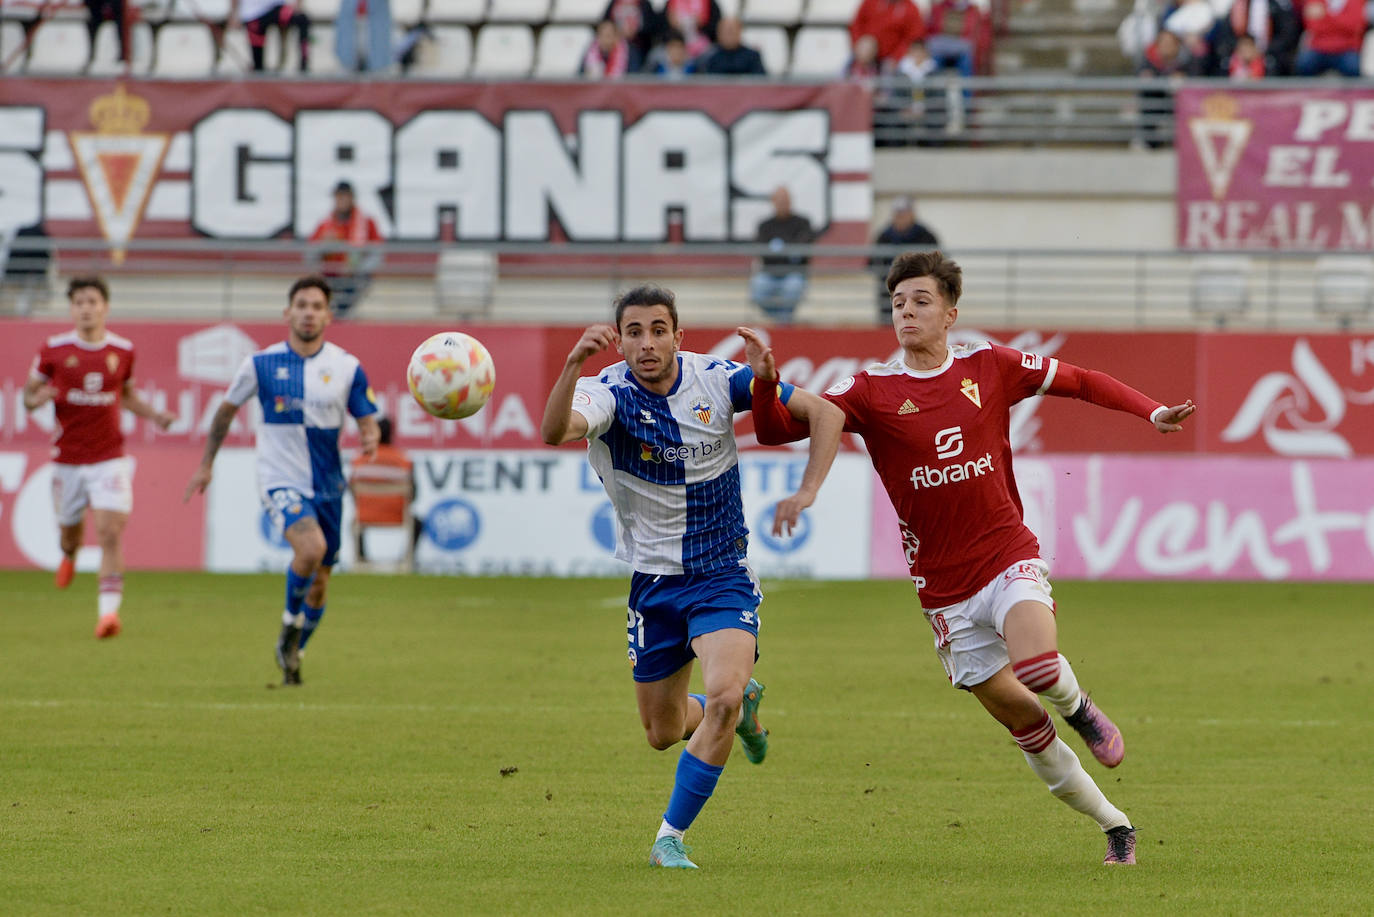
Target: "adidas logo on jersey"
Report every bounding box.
[898,399,919,415]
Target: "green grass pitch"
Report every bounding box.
[2,571,1371,915]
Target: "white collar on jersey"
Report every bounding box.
[898,347,954,378]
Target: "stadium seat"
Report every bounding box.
[88,20,154,75]
[391,0,425,25]
[741,25,788,74]
[436,248,496,314]
[1314,255,1374,327]
[411,24,472,75]
[427,0,488,22]
[472,23,533,76]
[1363,30,1374,77]
[1190,255,1251,327]
[486,0,551,22]
[308,24,344,73]
[716,0,741,17]
[742,0,803,25]
[803,0,861,25]
[302,0,342,22]
[1,21,28,72]
[215,26,252,73]
[349,472,416,573]
[153,22,216,75]
[168,0,233,20]
[534,23,590,77]
[549,0,603,22]
[25,20,90,74]
[789,25,849,77]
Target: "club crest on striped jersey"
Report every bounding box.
[960,378,982,409]
[692,399,713,424]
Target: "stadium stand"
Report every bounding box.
[414,23,473,75]
[216,26,253,73]
[743,0,805,26]
[310,24,345,73]
[487,0,552,23]
[472,22,535,76]
[741,24,789,74]
[803,0,862,25]
[789,25,849,77]
[25,19,91,74]
[1314,256,1374,328]
[1190,255,1252,328]
[152,22,217,76]
[549,0,603,23]
[426,0,489,23]
[88,20,155,75]
[2,20,30,71]
[169,0,233,21]
[534,23,592,77]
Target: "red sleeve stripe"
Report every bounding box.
[1012,651,1061,694]
[1011,711,1057,754]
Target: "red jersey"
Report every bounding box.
[309,209,383,273]
[823,342,1160,608]
[30,331,135,465]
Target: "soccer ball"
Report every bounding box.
[407,331,496,420]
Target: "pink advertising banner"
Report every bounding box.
[1177,87,1374,249]
[871,454,1374,583]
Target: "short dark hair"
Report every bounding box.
[614,284,678,330]
[67,275,109,302]
[886,250,962,306]
[288,275,332,305]
[377,416,393,444]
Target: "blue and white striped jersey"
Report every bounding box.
[224,341,377,501]
[572,351,794,576]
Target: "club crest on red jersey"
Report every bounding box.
[960,378,982,409]
[106,352,119,373]
[65,355,79,368]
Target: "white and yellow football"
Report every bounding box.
[406,331,496,420]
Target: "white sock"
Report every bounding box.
[1024,738,1130,831]
[98,574,123,618]
[656,819,685,841]
[281,610,306,627]
[1042,653,1084,718]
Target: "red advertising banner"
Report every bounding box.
[1177,87,1374,249]
[0,79,872,259]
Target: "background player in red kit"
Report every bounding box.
[746,250,1196,866]
[22,277,175,638]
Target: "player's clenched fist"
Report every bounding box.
[568,324,618,365]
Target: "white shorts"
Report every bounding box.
[51,456,134,526]
[922,558,1055,689]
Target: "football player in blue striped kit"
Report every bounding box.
[185,275,380,686]
[541,285,845,869]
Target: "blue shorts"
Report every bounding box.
[626,563,762,683]
[266,487,343,568]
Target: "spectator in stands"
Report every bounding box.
[870,196,939,317]
[84,0,128,63]
[697,16,766,74]
[925,0,977,76]
[1206,0,1302,76]
[750,187,815,323]
[350,416,421,568]
[1295,0,1367,76]
[1161,0,1217,63]
[649,28,697,78]
[1137,30,1204,148]
[846,34,883,79]
[335,0,392,73]
[850,0,927,67]
[582,18,638,77]
[233,0,312,72]
[309,181,382,317]
[1228,32,1268,77]
[603,0,668,66]
[898,39,938,78]
[665,0,720,59]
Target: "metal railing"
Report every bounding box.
[2,237,1372,331]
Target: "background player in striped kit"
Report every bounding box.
[23,276,176,638]
[184,275,379,685]
[747,250,1196,866]
[541,284,844,869]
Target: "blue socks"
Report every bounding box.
[299,603,326,650]
[663,750,723,833]
[284,568,314,624]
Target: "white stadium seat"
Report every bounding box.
[741,24,788,74]
[486,0,550,22]
[789,25,849,77]
[1190,255,1252,326]
[412,24,472,75]
[549,0,603,22]
[391,0,425,25]
[308,24,344,73]
[25,20,90,74]
[716,0,741,16]
[153,22,216,76]
[168,0,233,21]
[472,23,534,76]
[534,23,590,77]
[427,0,488,22]
[88,20,155,75]
[742,0,803,25]
[803,0,861,25]
[303,0,342,22]
[1,21,29,72]
[1314,255,1374,326]
[215,25,252,72]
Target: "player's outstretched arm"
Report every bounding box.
[1152,400,1197,433]
[122,380,176,430]
[770,390,845,536]
[540,324,616,446]
[738,327,809,445]
[21,376,58,411]
[183,400,240,502]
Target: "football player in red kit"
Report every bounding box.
[745,250,1196,866]
[23,277,175,638]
